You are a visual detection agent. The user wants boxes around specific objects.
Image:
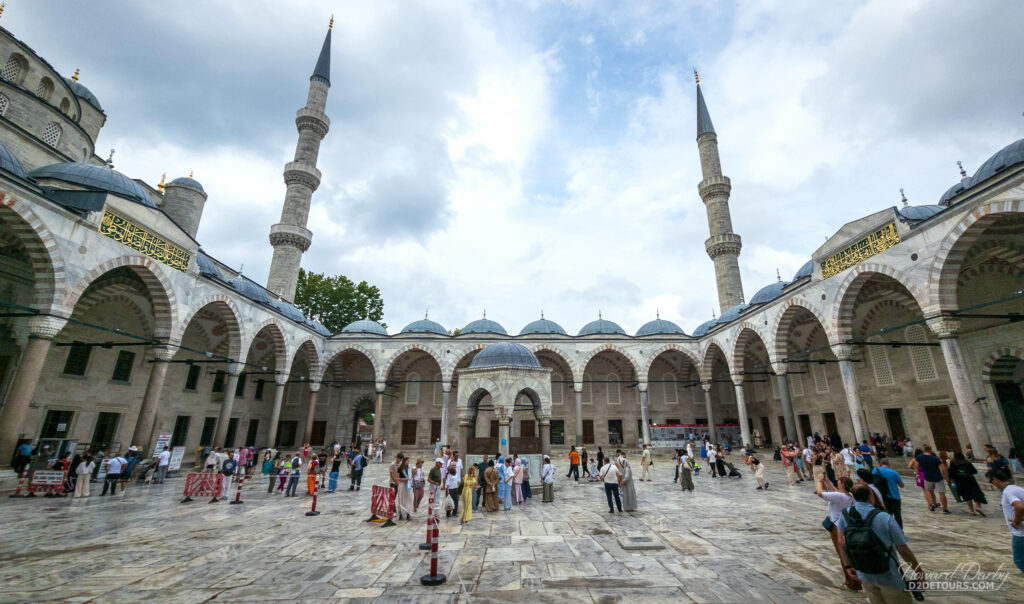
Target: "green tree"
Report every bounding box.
[293,268,386,334]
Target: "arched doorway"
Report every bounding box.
[989,355,1024,452]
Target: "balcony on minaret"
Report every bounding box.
[283,161,322,191]
[705,233,742,259]
[295,107,330,137]
[269,223,313,252]
[698,175,731,201]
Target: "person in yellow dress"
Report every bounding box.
[461,465,478,524]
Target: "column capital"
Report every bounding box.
[771,361,788,376]
[376,381,387,393]
[308,382,321,393]
[26,315,67,339]
[275,374,290,386]
[831,344,856,361]
[637,381,648,392]
[700,382,712,392]
[457,409,475,424]
[226,362,244,376]
[731,373,744,386]
[150,346,176,362]
[926,317,961,339]
[538,417,551,426]
[442,381,452,393]
[574,382,583,393]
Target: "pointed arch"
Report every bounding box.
[731,323,772,373]
[771,298,832,364]
[0,194,67,312]
[175,294,243,359]
[385,343,444,382]
[832,264,928,341]
[245,319,290,375]
[576,344,640,383]
[444,344,485,383]
[700,341,730,382]
[65,255,177,340]
[981,347,1024,384]
[321,342,377,382]
[529,343,575,384]
[641,343,701,382]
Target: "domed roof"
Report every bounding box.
[0,142,27,179]
[401,317,447,335]
[29,162,155,208]
[939,181,968,205]
[342,319,388,335]
[269,298,305,322]
[692,318,717,337]
[792,260,814,281]
[168,176,205,193]
[63,77,102,111]
[462,317,507,335]
[717,303,749,324]
[304,318,332,336]
[469,342,541,369]
[578,317,626,336]
[749,281,787,305]
[971,137,1024,186]
[898,204,945,222]
[519,317,567,335]
[195,252,221,278]
[227,276,271,304]
[636,318,685,337]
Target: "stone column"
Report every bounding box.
[440,382,451,446]
[458,409,473,453]
[832,345,868,444]
[130,346,175,453]
[214,364,242,446]
[732,376,751,449]
[928,319,991,455]
[638,383,651,446]
[0,316,66,467]
[574,384,583,446]
[372,383,385,441]
[497,411,511,458]
[539,417,552,457]
[303,382,320,444]
[701,383,716,441]
[268,375,287,447]
[773,363,798,443]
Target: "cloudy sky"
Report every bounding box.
[10,0,1024,334]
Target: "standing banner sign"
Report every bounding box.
[366,485,396,526]
[96,458,111,480]
[168,446,186,471]
[153,433,172,457]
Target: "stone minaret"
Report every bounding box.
[695,72,744,312]
[266,19,333,301]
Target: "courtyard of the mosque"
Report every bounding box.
[0,452,1020,604]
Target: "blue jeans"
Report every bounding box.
[329,471,338,491]
[286,475,299,496]
[604,482,621,512]
[1013,535,1024,574]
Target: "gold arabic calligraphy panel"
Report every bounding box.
[99,211,190,272]
[820,222,900,279]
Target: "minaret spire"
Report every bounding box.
[266,22,333,301]
[695,72,744,312]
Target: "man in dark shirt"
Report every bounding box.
[915,445,949,513]
[348,450,366,491]
[427,458,444,516]
[474,455,489,510]
[219,451,238,500]
[859,440,874,470]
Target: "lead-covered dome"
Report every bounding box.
[636,318,685,336]
[0,142,28,179]
[29,162,155,208]
[692,318,717,337]
[578,317,626,336]
[462,317,507,335]
[792,260,814,281]
[269,298,305,322]
[971,137,1024,186]
[898,204,945,222]
[401,317,447,335]
[749,281,786,305]
[63,77,102,111]
[168,176,205,193]
[469,342,541,369]
[717,303,749,324]
[227,276,271,304]
[519,317,567,335]
[342,319,387,335]
[196,252,222,279]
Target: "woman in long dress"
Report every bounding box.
[503,458,515,510]
[461,465,477,523]
[395,457,413,520]
[949,451,987,516]
[620,453,637,512]
[496,457,507,507]
[484,461,500,511]
[513,459,524,504]
[521,459,532,500]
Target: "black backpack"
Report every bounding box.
[360,455,368,469]
[841,507,894,574]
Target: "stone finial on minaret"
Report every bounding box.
[266,22,333,301]
[695,72,744,312]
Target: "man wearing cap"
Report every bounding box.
[156,446,171,484]
[427,458,444,518]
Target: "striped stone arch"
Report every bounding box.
[771,298,832,365]
[929,199,1024,314]
[174,293,243,360]
[731,323,772,374]
[528,343,575,384]
[292,337,323,380]
[244,318,290,375]
[576,344,640,385]
[73,292,152,336]
[642,343,701,383]
[444,344,485,383]
[65,255,177,340]
[0,193,67,311]
[832,263,928,341]
[699,341,730,382]
[981,347,1024,385]
[319,342,376,382]
[385,343,444,382]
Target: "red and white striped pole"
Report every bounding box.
[9,467,30,498]
[419,485,435,550]
[420,484,446,586]
[229,470,245,505]
[306,470,321,516]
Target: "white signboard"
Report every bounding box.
[31,470,65,486]
[153,433,172,457]
[97,458,111,479]
[168,446,186,471]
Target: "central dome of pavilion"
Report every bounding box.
[469,342,541,369]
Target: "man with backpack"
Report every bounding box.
[349,449,367,491]
[837,484,923,603]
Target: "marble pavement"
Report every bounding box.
[0,452,1020,603]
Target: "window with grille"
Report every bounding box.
[184,364,201,390]
[788,373,804,397]
[405,372,420,404]
[433,374,442,405]
[211,370,226,393]
[0,93,8,116]
[582,373,592,404]
[43,122,61,147]
[254,379,265,400]
[234,371,246,397]
[171,415,191,447]
[60,97,70,114]
[110,350,135,382]
[62,343,91,376]
[35,77,53,100]
[1,56,22,82]
[868,336,895,386]
[551,373,563,405]
[200,417,216,445]
[811,361,830,393]
[663,372,678,404]
[607,373,620,404]
[905,325,938,381]
[91,412,120,445]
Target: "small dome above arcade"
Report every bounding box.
[469,342,541,369]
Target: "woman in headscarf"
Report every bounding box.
[503,458,515,510]
[461,465,477,524]
[496,456,507,508]
[949,451,987,516]
[513,459,524,505]
[541,456,555,502]
[521,458,532,500]
[484,460,500,512]
[619,452,637,512]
